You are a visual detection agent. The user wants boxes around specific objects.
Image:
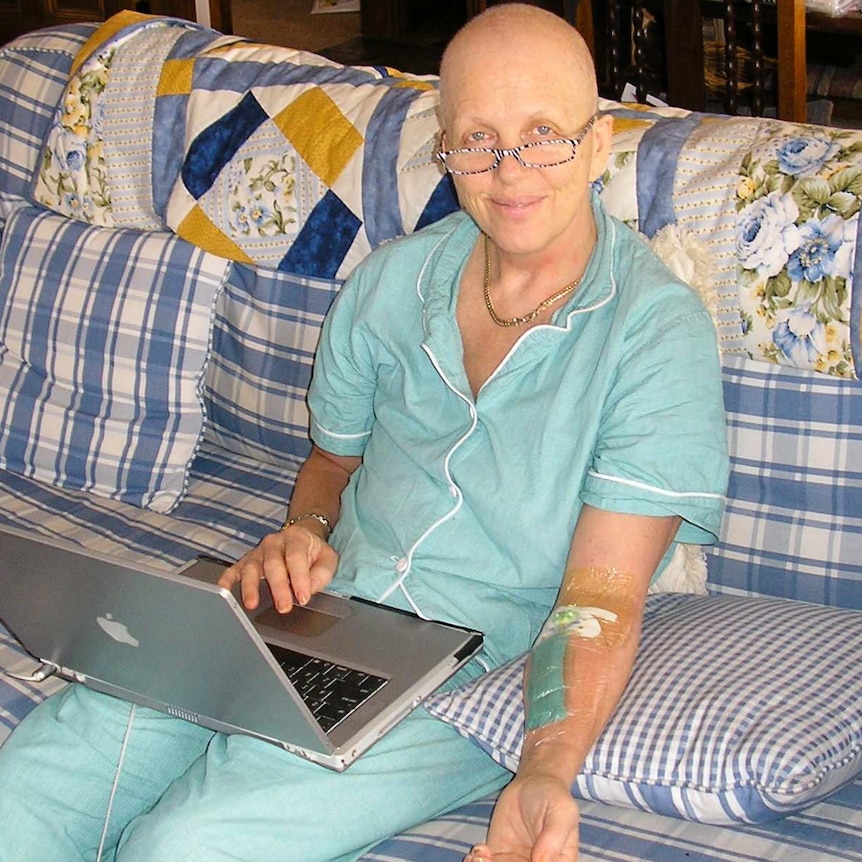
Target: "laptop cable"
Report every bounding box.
[96,702,137,862]
[1,661,57,683]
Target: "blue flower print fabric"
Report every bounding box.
[736,125,862,378]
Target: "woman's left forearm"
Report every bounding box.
[519,507,682,785]
[519,585,644,785]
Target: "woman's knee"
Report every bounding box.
[118,806,217,862]
[0,685,214,860]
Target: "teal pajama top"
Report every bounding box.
[309,197,729,670]
[0,198,730,862]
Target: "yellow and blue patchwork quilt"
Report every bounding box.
[33,12,457,280]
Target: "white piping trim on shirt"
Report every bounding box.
[587,469,726,501]
[386,219,621,614]
[376,345,479,617]
[416,225,460,303]
[480,221,620,394]
[378,224,473,617]
[311,227,456,450]
[312,421,371,441]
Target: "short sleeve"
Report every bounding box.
[581,300,729,544]
[307,268,377,458]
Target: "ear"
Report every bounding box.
[587,112,614,183]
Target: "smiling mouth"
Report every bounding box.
[494,197,541,211]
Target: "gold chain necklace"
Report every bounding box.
[482,235,580,327]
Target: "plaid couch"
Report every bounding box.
[1,15,861,862]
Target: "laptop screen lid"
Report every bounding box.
[0,526,483,770]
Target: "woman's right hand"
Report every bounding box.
[217,524,339,613]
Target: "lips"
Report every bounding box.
[491,195,543,215]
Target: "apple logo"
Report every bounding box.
[96,613,140,647]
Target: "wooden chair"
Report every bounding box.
[592,0,807,122]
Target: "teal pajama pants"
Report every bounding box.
[0,683,509,862]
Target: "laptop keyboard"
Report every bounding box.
[268,644,387,733]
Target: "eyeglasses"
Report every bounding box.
[437,113,598,176]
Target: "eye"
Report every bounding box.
[466,130,491,146]
[530,123,559,141]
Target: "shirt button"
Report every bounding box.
[395,556,409,574]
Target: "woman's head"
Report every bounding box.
[438,4,613,262]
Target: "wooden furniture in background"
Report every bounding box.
[351,0,590,73]
[804,7,862,125]
[593,0,808,122]
[360,0,568,42]
[777,0,807,124]
[344,0,570,73]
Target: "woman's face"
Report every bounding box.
[441,33,612,264]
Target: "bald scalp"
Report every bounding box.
[439,4,598,128]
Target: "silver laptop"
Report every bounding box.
[0,525,483,770]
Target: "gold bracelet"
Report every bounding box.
[282,512,332,539]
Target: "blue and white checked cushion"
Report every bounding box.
[424,592,862,825]
[0,206,229,513]
[706,356,862,608]
[203,262,340,467]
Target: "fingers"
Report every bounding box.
[259,537,299,612]
[216,561,242,593]
[217,544,272,611]
[307,542,339,598]
[465,829,576,862]
[217,527,337,613]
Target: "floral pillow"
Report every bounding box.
[735,124,862,379]
[31,15,191,231]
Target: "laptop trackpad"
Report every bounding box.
[255,604,341,638]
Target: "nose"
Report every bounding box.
[494,147,528,179]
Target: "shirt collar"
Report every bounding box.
[419,191,617,329]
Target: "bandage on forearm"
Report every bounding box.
[524,568,640,731]
[524,604,619,730]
